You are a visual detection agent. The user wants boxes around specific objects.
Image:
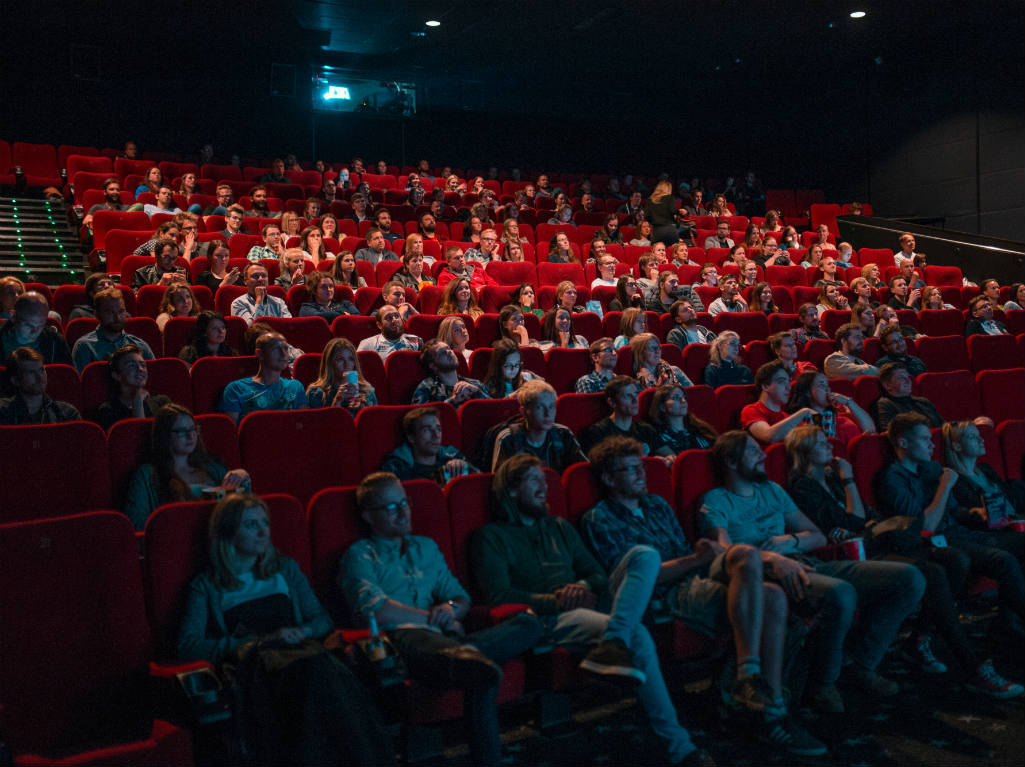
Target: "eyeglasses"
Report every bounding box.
[481,236,497,241]
[364,498,410,514]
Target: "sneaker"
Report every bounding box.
[967,660,1025,699]
[806,683,845,714]
[731,673,776,713]
[844,667,899,697]
[756,715,828,757]
[579,638,646,685]
[912,634,948,674]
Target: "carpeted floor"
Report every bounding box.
[436,606,1023,766]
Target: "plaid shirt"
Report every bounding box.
[491,422,585,473]
[575,370,613,393]
[411,375,490,405]
[580,494,693,576]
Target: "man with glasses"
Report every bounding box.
[131,239,188,289]
[203,184,234,216]
[576,337,619,393]
[465,228,500,265]
[340,472,542,766]
[220,205,245,240]
[411,339,489,406]
[591,252,619,288]
[246,223,287,262]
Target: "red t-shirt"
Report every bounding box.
[740,401,788,438]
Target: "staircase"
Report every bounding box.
[0,196,86,286]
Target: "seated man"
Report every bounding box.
[374,208,403,242]
[436,245,491,292]
[340,472,542,766]
[71,288,155,372]
[823,323,878,380]
[220,205,245,240]
[465,229,500,265]
[792,303,829,345]
[874,326,926,377]
[354,227,396,266]
[69,272,116,321]
[81,177,126,231]
[380,406,478,482]
[411,339,489,406]
[700,431,926,712]
[131,239,188,289]
[356,305,424,360]
[768,332,817,380]
[741,360,817,445]
[965,295,1009,336]
[230,263,292,324]
[706,275,748,316]
[647,270,705,314]
[132,221,180,257]
[246,222,287,261]
[219,331,307,423]
[142,185,182,218]
[582,438,825,756]
[491,380,586,472]
[871,362,942,430]
[0,347,81,424]
[0,292,72,365]
[898,259,926,291]
[380,280,418,322]
[580,376,672,463]
[665,299,716,349]
[704,220,735,250]
[203,184,233,216]
[575,337,618,393]
[244,185,281,219]
[880,414,1024,636]
[258,158,288,185]
[472,454,716,767]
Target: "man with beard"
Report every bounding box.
[244,185,281,219]
[792,304,828,345]
[417,212,439,240]
[0,347,81,424]
[82,177,126,230]
[131,239,188,289]
[374,208,403,242]
[823,324,878,380]
[411,340,489,405]
[71,288,154,371]
[357,305,424,360]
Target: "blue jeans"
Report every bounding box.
[802,559,925,683]
[546,545,697,764]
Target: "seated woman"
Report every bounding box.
[647,383,718,453]
[156,283,199,332]
[703,330,753,388]
[299,226,328,264]
[437,315,473,362]
[546,231,579,263]
[96,345,172,430]
[176,492,394,766]
[850,302,878,337]
[404,232,433,267]
[607,274,645,313]
[547,203,575,227]
[177,172,203,214]
[800,243,825,270]
[554,280,586,313]
[613,306,648,349]
[812,224,837,251]
[814,255,845,287]
[920,285,957,311]
[299,271,359,321]
[599,213,624,245]
[483,338,543,398]
[279,211,303,243]
[438,277,484,320]
[462,215,484,244]
[494,304,535,347]
[123,403,249,530]
[538,307,588,351]
[943,421,1025,532]
[275,248,307,289]
[628,220,653,247]
[390,249,436,293]
[709,194,732,218]
[305,337,376,412]
[786,370,875,444]
[671,242,698,267]
[318,212,339,242]
[747,281,780,315]
[737,260,760,290]
[743,224,763,252]
[330,250,367,290]
[196,242,241,294]
[179,310,238,365]
[503,240,526,262]
[815,283,850,317]
[512,282,544,319]
[500,218,523,249]
[630,331,692,388]
[635,255,662,295]
[724,244,747,268]
[848,276,879,308]
[1003,282,1025,312]
[861,263,884,289]
[303,197,322,221]
[778,225,801,251]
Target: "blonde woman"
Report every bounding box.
[305,337,376,412]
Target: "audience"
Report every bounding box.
[0,347,80,424]
[356,305,424,360]
[72,288,155,372]
[648,383,718,452]
[492,380,586,472]
[298,271,359,321]
[178,310,238,365]
[823,323,878,380]
[483,338,542,398]
[786,371,875,443]
[155,284,199,332]
[965,296,1009,336]
[0,291,72,364]
[579,375,670,459]
[95,345,171,429]
[411,339,489,406]
[230,263,292,324]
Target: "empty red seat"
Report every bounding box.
[12,141,60,187]
[712,312,769,344]
[190,355,260,414]
[458,398,521,466]
[486,261,536,285]
[977,369,1025,423]
[916,370,982,421]
[260,316,332,354]
[919,309,965,337]
[544,347,592,394]
[200,163,242,180]
[914,335,970,372]
[672,449,715,541]
[714,384,756,432]
[764,265,806,288]
[66,154,112,179]
[554,392,609,435]
[996,420,1024,480]
[537,262,586,287]
[967,333,1022,372]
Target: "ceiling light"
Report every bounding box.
[850,11,866,18]
[425,20,441,27]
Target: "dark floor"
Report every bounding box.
[438,606,1024,767]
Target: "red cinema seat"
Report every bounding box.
[0,512,193,766]
[562,457,671,525]
[820,309,851,339]
[916,370,982,421]
[919,309,965,337]
[997,420,1024,481]
[306,486,365,623]
[853,375,884,412]
[80,357,192,420]
[803,338,836,370]
[458,398,521,467]
[715,384,756,432]
[713,312,769,345]
[544,348,592,394]
[554,392,609,434]
[537,262,585,287]
[58,144,99,167]
[849,433,892,508]
[682,344,711,385]
[672,449,716,541]
[331,315,380,346]
[124,316,163,359]
[977,369,1025,423]
[260,316,333,354]
[12,141,60,187]
[856,248,893,269]
[239,408,358,502]
[190,355,259,414]
[354,403,461,476]
[486,261,536,285]
[41,363,83,412]
[133,283,169,319]
[385,349,427,404]
[764,265,806,289]
[915,335,971,372]
[480,284,523,313]
[968,333,1022,372]
[0,422,111,522]
[417,286,446,314]
[200,163,242,181]
[66,154,112,178]
[92,210,152,251]
[0,140,12,186]
[924,265,964,287]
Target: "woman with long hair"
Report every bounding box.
[630,332,692,388]
[300,226,328,264]
[404,232,432,265]
[815,283,849,316]
[135,166,163,196]
[462,215,484,244]
[745,282,778,315]
[494,304,534,346]
[96,345,171,430]
[609,276,645,312]
[539,307,588,351]
[546,232,578,264]
[643,179,682,245]
[600,212,624,245]
[438,277,484,320]
[709,194,732,218]
[943,421,1025,531]
[501,218,523,248]
[179,311,238,365]
[305,337,376,412]
[176,492,395,765]
[504,240,525,262]
[554,280,586,313]
[801,243,825,269]
[850,302,877,336]
[437,315,473,361]
[629,219,653,247]
[648,384,718,452]
[703,331,753,388]
[299,271,359,321]
[861,263,884,288]
[786,371,874,443]
[483,337,542,397]
[279,211,303,242]
[123,403,249,530]
[156,283,199,331]
[921,285,955,311]
[512,283,544,319]
[330,250,366,289]
[614,306,648,349]
[319,212,339,241]
[761,210,783,233]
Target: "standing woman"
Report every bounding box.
[644,180,683,246]
[305,337,376,412]
[177,493,395,766]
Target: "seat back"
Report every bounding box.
[916,370,981,421]
[967,333,1022,372]
[190,355,260,414]
[977,368,1025,423]
[915,335,970,372]
[354,403,461,475]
